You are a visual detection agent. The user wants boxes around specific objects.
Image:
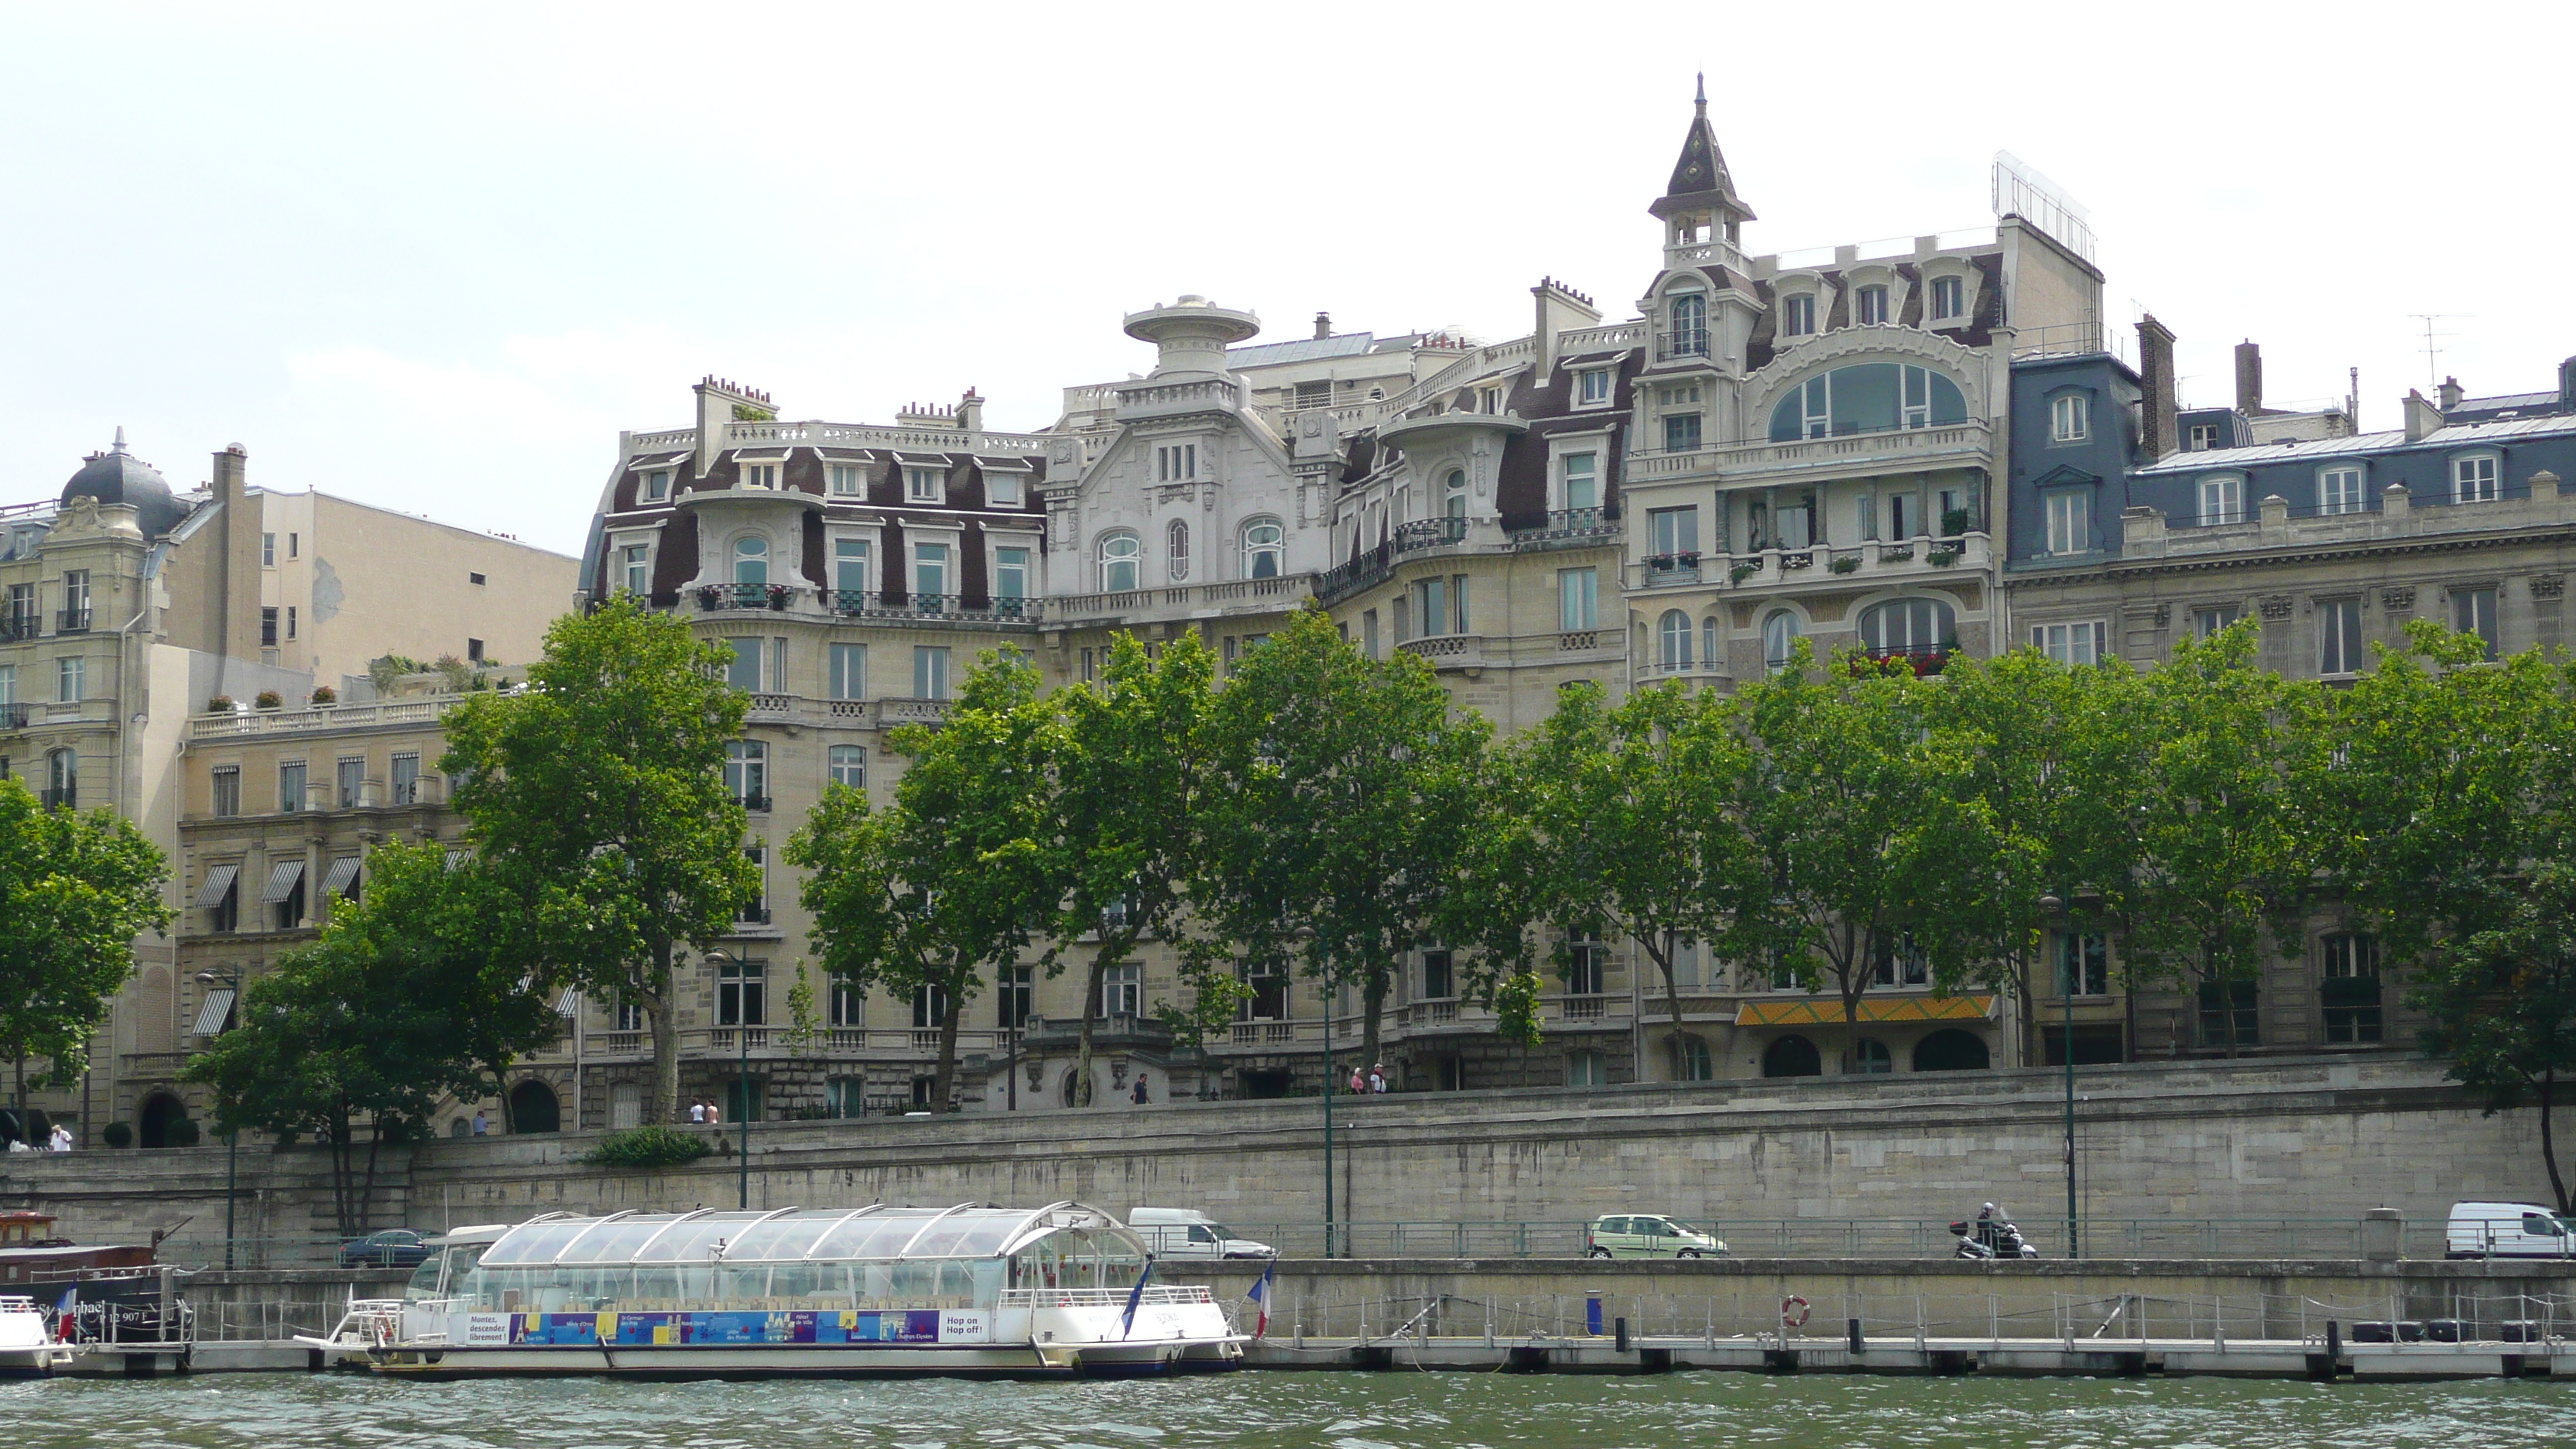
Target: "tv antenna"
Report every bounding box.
[2409,313,2468,389]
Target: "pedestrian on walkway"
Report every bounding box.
[1348,1065,1365,1094]
[471,1108,488,1136]
[1368,1063,1386,1094]
[1132,1073,1150,1105]
[689,1098,707,1124]
[49,1123,73,1152]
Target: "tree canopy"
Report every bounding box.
[0,778,170,1122]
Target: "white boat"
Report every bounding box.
[348,1202,1243,1379]
[0,1295,72,1376]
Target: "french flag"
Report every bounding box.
[1244,1261,1276,1339]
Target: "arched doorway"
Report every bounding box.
[1913,1029,1992,1072]
[138,1091,188,1149]
[1762,1035,1822,1078]
[509,1080,560,1133]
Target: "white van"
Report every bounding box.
[1125,1208,1278,1259]
[2445,1201,2576,1258]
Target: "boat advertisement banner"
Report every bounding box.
[457,1309,951,1348]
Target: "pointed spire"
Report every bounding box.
[112,426,127,454]
[1653,77,1754,224]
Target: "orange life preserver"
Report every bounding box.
[1780,1295,1810,1328]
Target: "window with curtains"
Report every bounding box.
[1241,519,1284,579]
[1762,611,1802,671]
[2044,490,2091,554]
[914,646,949,700]
[622,544,650,596]
[2031,621,2108,666]
[2198,474,2245,526]
[2319,467,2364,516]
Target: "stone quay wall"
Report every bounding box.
[2,1055,2551,1252]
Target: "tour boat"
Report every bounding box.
[342,1202,1243,1379]
[0,1296,71,1376]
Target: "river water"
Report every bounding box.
[9,1373,2574,1449]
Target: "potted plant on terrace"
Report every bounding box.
[310,685,337,706]
[204,695,235,714]
[1941,506,1971,537]
[253,690,283,711]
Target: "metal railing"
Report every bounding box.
[0,616,38,643]
[827,589,1031,624]
[0,702,29,729]
[1392,516,1469,553]
[57,608,92,634]
[1194,1216,2477,1262]
[696,583,790,611]
[1509,507,1619,546]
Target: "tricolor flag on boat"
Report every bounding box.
[1245,1260,1276,1338]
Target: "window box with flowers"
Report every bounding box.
[1730,564,1761,584]
[1880,546,1915,564]
[1926,546,1961,567]
[1828,555,1861,574]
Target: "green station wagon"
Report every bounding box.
[1585,1214,1726,1259]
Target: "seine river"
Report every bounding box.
[9,1374,2574,1449]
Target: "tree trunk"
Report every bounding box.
[12,1053,23,1123]
[1073,952,1105,1109]
[2541,1068,2569,1215]
[932,968,965,1113]
[647,940,680,1123]
[1361,971,1387,1081]
[329,1113,355,1238]
[358,1120,384,1235]
[2012,951,2040,1070]
[495,1067,515,1135]
[1648,937,1685,1081]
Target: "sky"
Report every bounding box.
[3,2,2569,558]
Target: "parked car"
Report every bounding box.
[339,1229,436,1269]
[1585,1214,1725,1259]
[2445,1201,2576,1259]
[1125,1208,1278,1259]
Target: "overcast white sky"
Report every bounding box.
[4,2,2568,557]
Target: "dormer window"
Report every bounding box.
[905,466,944,504]
[1928,276,1964,322]
[2050,393,2090,444]
[2187,423,2221,450]
[986,468,1024,507]
[2453,454,2500,504]
[827,464,864,497]
[2319,466,2365,516]
[1156,444,1197,482]
[644,471,670,503]
[2198,474,2245,526]
[1577,368,1612,406]
[621,544,650,596]
[741,461,780,489]
[1781,294,1817,337]
[1855,286,1889,326]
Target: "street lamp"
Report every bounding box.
[705,949,750,1211]
[194,969,243,1269]
[2036,889,2104,1261]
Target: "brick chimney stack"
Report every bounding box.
[1314,311,1331,341]
[2136,314,2180,460]
[2438,375,2464,411]
[2235,340,2264,416]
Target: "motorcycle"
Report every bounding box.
[1951,1214,2040,1259]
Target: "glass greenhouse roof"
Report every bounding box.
[474,1203,1129,1268]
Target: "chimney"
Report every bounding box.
[1533,276,1603,376]
[2403,388,2444,443]
[1314,311,1332,341]
[211,445,259,663]
[957,387,984,435]
[2234,340,2264,415]
[2437,375,2464,411]
[2136,313,2179,460]
[2561,356,2576,413]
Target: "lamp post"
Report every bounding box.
[194,969,243,1269]
[706,949,749,1211]
[2036,890,2102,1261]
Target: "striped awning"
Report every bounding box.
[556,987,580,1019]
[191,988,235,1037]
[320,855,363,897]
[445,848,468,869]
[259,858,307,903]
[1735,994,1996,1027]
[190,863,241,909]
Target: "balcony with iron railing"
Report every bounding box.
[56,608,91,634]
[0,702,29,730]
[1627,420,1992,485]
[827,589,1033,625]
[1507,508,1621,549]
[695,582,792,613]
[0,616,39,644]
[1654,328,1711,364]
[1717,532,1991,591]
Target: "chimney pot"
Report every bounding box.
[1314,311,1331,341]
[2438,375,2464,410]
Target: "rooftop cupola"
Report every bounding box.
[1650,75,1755,258]
[1122,295,1261,379]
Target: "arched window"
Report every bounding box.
[1098,532,1141,593]
[1913,1029,1991,1072]
[1442,468,1468,519]
[1769,364,1968,441]
[45,748,76,809]
[1166,519,1190,583]
[1667,292,1708,357]
[1657,610,1693,670]
[508,1080,560,1133]
[1761,611,1804,672]
[1242,518,1284,579]
[1677,1035,1713,1081]
[1858,598,1957,658]
[732,535,768,587]
[1762,1035,1822,1078]
[1702,618,1721,667]
[1852,1038,1893,1074]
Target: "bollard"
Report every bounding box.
[1848,1317,1864,1355]
[1586,1291,1605,1337]
[1615,1317,1629,1352]
[2327,1320,2342,1358]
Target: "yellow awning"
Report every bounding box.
[1735,994,1995,1027]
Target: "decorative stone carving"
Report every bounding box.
[2380,586,2416,611]
[1110,1058,1129,1089]
[2152,604,2171,629]
[2259,596,2293,621]
[2533,575,2567,600]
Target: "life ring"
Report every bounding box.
[1780,1295,1810,1329]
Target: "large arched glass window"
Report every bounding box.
[1657,610,1693,669]
[1098,532,1141,593]
[1166,519,1190,583]
[1242,518,1284,579]
[1667,292,1708,357]
[1769,364,1968,441]
[1762,611,1804,672]
[1858,597,1957,656]
[732,535,768,587]
[1442,468,1468,519]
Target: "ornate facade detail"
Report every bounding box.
[2380,586,2416,611]
[2259,595,2293,621]
[2533,575,2566,600]
[2152,604,2170,629]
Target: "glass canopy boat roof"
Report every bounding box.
[468,1203,1139,1269]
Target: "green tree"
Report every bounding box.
[1912,649,2143,1065]
[438,598,759,1125]
[2301,622,2576,1202]
[1050,632,1235,1104]
[322,843,561,1131]
[786,651,1062,1111]
[1199,608,1492,1075]
[2115,625,2312,1054]
[181,935,454,1235]
[1731,644,1945,1056]
[1499,680,1764,1080]
[0,779,171,1125]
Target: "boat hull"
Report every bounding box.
[363,1338,1241,1379]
